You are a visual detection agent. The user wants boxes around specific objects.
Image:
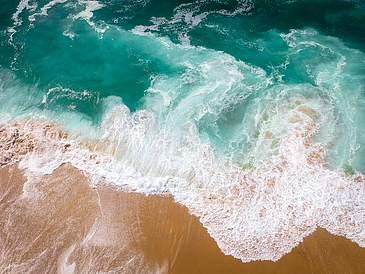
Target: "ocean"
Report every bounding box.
[1,0,365,265]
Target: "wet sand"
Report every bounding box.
[1,163,365,274]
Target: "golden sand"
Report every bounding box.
[1,163,365,273]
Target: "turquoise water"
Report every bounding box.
[1,0,365,262]
[1,0,364,171]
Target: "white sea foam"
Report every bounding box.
[3,94,365,263]
[8,0,37,41]
[132,0,253,43]
[28,0,68,23]
[8,0,106,42]
[62,30,76,39]
[1,21,365,263]
[72,0,108,33]
[279,28,364,169]
[180,99,365,261]
[42,86,99,106]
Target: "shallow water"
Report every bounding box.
[0,0,365,263]
[2,163,365,273]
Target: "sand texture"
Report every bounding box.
[0,163,365,273]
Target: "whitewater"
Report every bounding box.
[0,0,365,263]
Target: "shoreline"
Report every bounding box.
[1,162,365,273]
[1,0,365,271]
[1,120,365,273]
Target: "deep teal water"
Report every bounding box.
[1,0,365,263]
[1,0,365,172]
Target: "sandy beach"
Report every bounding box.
[1,0,365,272]
[1,162,365,274]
